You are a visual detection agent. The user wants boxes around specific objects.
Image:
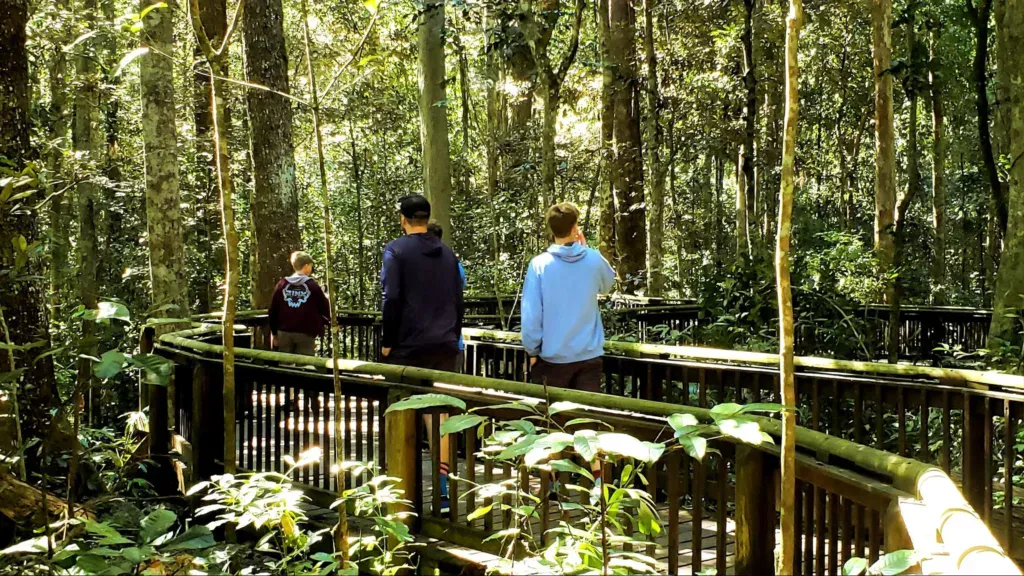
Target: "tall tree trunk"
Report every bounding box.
[887,11,921,363]
[0,0,58,476]
[643,0,665,296]
[74,0,102,422]
[776,0,802,570]
[738,0,757,256]
[930,29,947,302]
[608,0,646,293]
[242,0,301,310]
[188,0,243,474]
[872,0,896,316]
[537,0,584,213]
[968,0,1006,237]
[988,0,1023,347]
[140,0,190,327]
[192,0,228,313]
[598,0,617,265]
[417,0,453,237]
[48,0,71,323]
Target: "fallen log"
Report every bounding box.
[0,468,71,526]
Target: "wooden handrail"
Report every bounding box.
[463,328,1024,390]
[155,325,1020,574]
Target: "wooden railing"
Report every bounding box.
[151,325,1018,575]
[461,328,1024,560]
[198,300,997,363]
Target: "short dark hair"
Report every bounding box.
[546,202,580,238]
[427,221,444,240]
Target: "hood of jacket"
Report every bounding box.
[546,242,587,263]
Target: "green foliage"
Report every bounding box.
[390,393,778,574]
[842,550,922,575]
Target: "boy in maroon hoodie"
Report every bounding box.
[269,251,331,356]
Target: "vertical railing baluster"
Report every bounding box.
[985,398,994,523]
[1006,399,1015,556]
[691,455,704,575]
[828,491,839,575]
[854,504,865,559]
[667,453,680,575]
[897,386,906,455]
[716,453,727,575]
[448,425,460,524]
[815,487,826,576]
[841,497,852,566]
[811,378,820,431]
[344,393,353,489]
[466,427,477,522]
[869,509,880,563]
[795,480,804,575]
[920,389,930,463]
[430,414,441,518]
[302,385,311,485]
[942,390,951,473]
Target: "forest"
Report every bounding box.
[0,0,1023,572]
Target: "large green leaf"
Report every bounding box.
[79,301,131,323]
[384,394,465,414]
[842,557,868,575]
[546,458,594,482]
[678,436,708,461]
[523,432,574,465]
[709,402,743,419]
[140,508,177,544]
[563,417,613,429]
[869,550,919,575]
[161,525,215,551]
[737,402,789,415]
[85,520,132,545]
[440,413,486,436]
[573,430,600,462]
[547,401,584,415]
[718,418,772,445]
[0,536,49,555]
[668,413,700,431]
[93,350,128,380]
[596,433,660,463]
[497,434,540,460]
[129,354,173,386]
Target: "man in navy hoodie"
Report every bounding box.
[522,203,616,392]
[381,195,464,509]
[380,195,464,368]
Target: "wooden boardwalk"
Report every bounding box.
[236,391,738,574]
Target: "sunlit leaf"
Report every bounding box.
[113,47,148,78]
[140,508,176,544]
[678,436,707,461]
[384,393,465,414]
[440,413,486,436]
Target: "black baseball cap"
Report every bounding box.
[398,195,431,219]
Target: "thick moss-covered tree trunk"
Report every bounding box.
[243,0,301,309]
[417,0,453,237]
[140,0,190,329]
[0,0,58,473]
[608,0,646,293]
[989,0,1024,347]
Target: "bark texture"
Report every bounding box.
[417,0,453,237]
[139,0,191,329]
[242,0,302,309]
[930,30,947,300]
[738,0,757,256]
[968,0,1007,237]
[607,0,646,293]
[989,0,1024,346]
[776,0,802,570]
[643,0,666,296]
[598,0,617,265]
[0,0,57,466]
[192,0,228,313]
[872,0,896,304]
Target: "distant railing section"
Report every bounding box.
[152,325,1019,574]
[460,328,1024,560]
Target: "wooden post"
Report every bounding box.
[962,393,986,510]
[191,361,219,480]
[735,445,777,574]
[141,327,175,494]
[386,390,421,533]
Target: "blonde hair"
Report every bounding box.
[290,251,313,272]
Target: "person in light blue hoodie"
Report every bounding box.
[522,202,616,392]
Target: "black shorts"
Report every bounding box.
[529,358,603,393]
